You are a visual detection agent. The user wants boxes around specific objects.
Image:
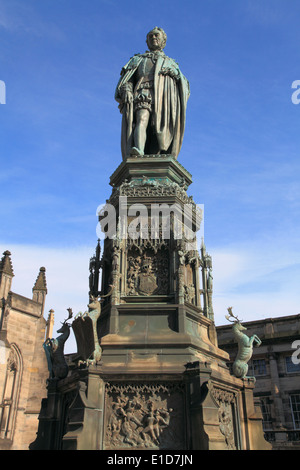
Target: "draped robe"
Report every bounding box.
[115,52,190,160]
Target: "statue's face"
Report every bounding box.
[147,29,165,51]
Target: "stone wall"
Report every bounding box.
[0,251,49,450]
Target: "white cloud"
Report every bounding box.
[211,238,300,326]
[0,243,94,353]
[214,294,299,326]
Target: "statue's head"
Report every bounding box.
[146,27,167,51]
[88,295,101,310]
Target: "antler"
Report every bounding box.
[66,308,73,321]
[60,307,73,326]
[98,284,115,299]
[225,307,242,323]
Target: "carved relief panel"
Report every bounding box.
[209,385,240,450]
[126,246,169,296]
[104,382,186,450]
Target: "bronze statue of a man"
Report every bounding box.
[115,27,190,160]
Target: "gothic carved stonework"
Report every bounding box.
[127,247,169,296]
[1,294,11,330]
[210,385,238,450]
[138,256,158,295]
[104,382,185,450]
[108,179,198,211]
[184,283,195,304]
[218,402,235,450]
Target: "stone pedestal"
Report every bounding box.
[31,155,271,450]
[31,363,270,450]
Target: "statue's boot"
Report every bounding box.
[130,147,144,156]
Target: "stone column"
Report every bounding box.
[268,350,287,443]
[240,378,272,450]
[63,369,106,450]
[185,362,227,450]
[30,379,64,450]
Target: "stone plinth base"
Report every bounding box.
[30,362,271,451]
[110,154,192,189]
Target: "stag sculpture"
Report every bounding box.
[225,307,261,379]
[43,308,73,379]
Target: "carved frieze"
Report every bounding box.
[104,382,185,450]
[108,179,198,211]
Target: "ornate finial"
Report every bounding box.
[200,238,207,257]
[33,267,47,293]
[0,250,14,277]
[45,309,55,340]
[95,238,101,259]
[89,240,102,297]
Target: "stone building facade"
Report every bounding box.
[217,314,300,450]
[0,250,50,450]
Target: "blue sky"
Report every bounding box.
[0,0,300,351]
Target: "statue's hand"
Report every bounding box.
[120,82,133,105]
[123,89,133,104]
[159,67,179,80]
